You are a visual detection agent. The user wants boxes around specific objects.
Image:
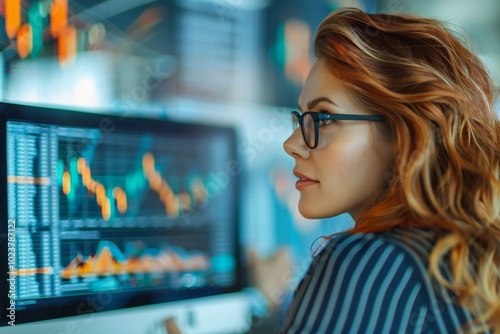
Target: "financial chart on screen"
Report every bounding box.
[0,103,242,326]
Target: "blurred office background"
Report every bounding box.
[1,0,499,300]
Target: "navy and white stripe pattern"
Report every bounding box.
[280,228,490,334]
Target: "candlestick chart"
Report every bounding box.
[56,129,214,225]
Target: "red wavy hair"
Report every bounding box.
[314,7,500,333]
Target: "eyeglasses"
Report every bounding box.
[291,111,385,149]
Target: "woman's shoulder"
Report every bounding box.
[318,227,436,270]
[303,227,438,307]
[310,227,442,305]
[283,227,474,333]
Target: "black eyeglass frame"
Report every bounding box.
[292,111,385,149]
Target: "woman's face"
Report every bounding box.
[283,60,395,221]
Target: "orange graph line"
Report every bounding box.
[77,157,114,221]
[61,246,209,279]
[5,0,21,39]
[7,176,50,185]
[65,154,207,220]
[50,0,68,38]
[142,153,207,218]
[8,267,54,276]
[113,187,127,214]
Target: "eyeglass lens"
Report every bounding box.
[292,112,316,148]
[292,112,300,131]
[302,113,315,148]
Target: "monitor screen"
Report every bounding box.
[0,102,242,327]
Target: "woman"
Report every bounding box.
[282,7,500,334]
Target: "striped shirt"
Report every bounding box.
[279,228,491,334]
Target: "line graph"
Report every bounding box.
[61,240,209,279]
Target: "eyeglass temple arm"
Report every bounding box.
[320,113,384,121]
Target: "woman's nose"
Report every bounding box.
[283,129,310,160]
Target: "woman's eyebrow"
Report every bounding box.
[298,97,339,112]
[308,97,339,109]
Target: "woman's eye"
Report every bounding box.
[318,118,335,127]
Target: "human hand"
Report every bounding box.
[247,246,292,307]
[164,317,182,334]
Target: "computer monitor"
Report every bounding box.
[0,102,248,332]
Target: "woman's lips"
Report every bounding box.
[293,171,319,190]
[296,178,319,190]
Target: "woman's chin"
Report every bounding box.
[297,201,313,218]
[298,201,343,220]
[298,205,330,220]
